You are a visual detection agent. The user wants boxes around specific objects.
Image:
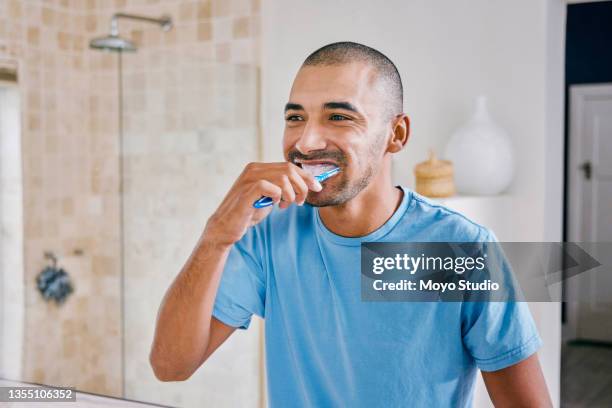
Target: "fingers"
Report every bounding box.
[292,164,323,192]
[278,163,326,208]
[278,175,296,209]
[249,179,282,206]
[246,162,326,211]
[249,204,273,226]
[287,169,309,206]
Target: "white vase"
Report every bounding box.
[443,96,514,195]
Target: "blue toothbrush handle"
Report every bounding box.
[253,196,275,208]
[252,167,340,209]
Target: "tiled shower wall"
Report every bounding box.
[0,0,262,406]
[0,0,124,395]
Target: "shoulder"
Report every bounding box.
[401,188,494,242]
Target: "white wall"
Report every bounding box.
[261,0,564,238]
[0,81,24,381]
[261,0,565,406]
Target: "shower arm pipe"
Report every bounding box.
[109,13,173,36]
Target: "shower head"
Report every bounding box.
[89,13,172,53]
[89,34,137,52]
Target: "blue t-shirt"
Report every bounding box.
[212,186,542,407]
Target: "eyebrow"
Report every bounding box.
[284,103,304,112]
[323,101,360,114]
[284,101,361,114]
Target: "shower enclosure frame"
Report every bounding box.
[89,13,173,399]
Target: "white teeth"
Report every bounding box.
[301,163,336,177]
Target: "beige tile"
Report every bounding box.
[61,197,75,216]
[179,1,196,22]
[56,10,70,29]
[85,14,97,32]
[251,15,260,36]
[215,42,231,62]
[212,17,232,41]
[197,0,212,19]
[142,26,160,46]
[232,0,252,16]
[72,54,83,69]
[130,29,143,45]
[7,0,22,19]
[24,2,42,24]
[27,26,40,46]
[197,21,212,41]
[233,16,249,38]
[252,0,261,13]
[92,255,116,278]
[72,34,84,51]
[25,216,44,238]
[27,89,41,110]
[44,132,60,154]
[27,113,41,132]
[212,0,231,17]
[57,31,70,50]
[177,23,196,44]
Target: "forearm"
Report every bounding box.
[149,162,316,380]
[482,354,552,407]
[149,231,232,380]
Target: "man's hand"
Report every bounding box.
[482,353,552,407]
[204,161,322,247]
[150,161,321,381]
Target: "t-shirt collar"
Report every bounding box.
[313,185,412,246]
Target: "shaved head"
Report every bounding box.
[302,41,403,122]
[282,42,410,207]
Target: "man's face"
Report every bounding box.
[283,62,391,207]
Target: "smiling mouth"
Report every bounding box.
[294,160,338,177]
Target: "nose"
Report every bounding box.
[294,121,327,155]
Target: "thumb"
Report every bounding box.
[249,205,274,226]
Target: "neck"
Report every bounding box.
[318,164,403,238]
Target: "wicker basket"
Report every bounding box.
[414,150,456,198]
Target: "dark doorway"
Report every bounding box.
[562,2,612,407]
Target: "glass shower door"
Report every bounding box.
[120,51,262,407]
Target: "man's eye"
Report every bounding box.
[286,115,304,121]
[330,114,349,121]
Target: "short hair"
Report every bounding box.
[302,41,403,121]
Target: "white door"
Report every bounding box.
[567,83,612,342]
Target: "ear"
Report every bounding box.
[387,114,410,153]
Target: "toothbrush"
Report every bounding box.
[252,167,341,208]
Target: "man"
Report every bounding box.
[150,42,552,407]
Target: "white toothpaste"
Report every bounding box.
[301,163,337,177]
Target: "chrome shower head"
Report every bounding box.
[89,13,172,53]
[89,34,137,52]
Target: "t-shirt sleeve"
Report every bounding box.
[461,228,542,372]
[212,225,266,330]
